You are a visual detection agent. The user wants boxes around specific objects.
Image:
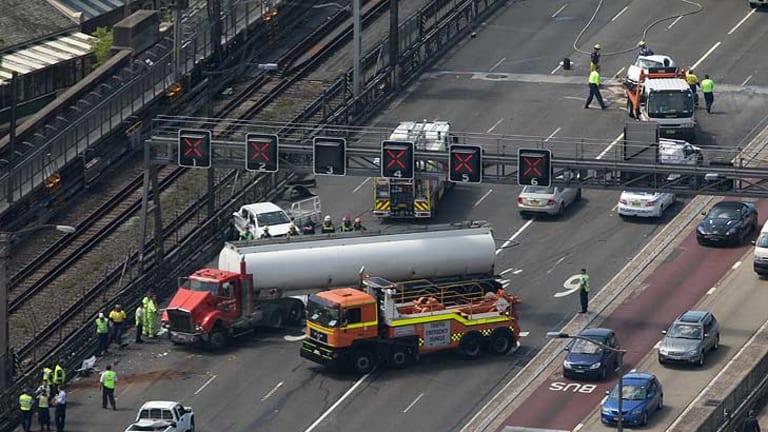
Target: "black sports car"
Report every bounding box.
[696,201,758,246]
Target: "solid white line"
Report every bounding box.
[502,281,511,288]
[732,260,742,270]
[546,256,567,274]
[402,392,424,413]
[613,66,625,79]
[305,373,371,432]
[496,219,535,255]
[545,127,561,142]
[519,331,530,337]
[728,9,755,35]
[596,133,624,160]
[574,423,585,432]
[513,269,523,274]
[611,204,618,212]
[353,177,370,193]
[611,6,628,21]
[499,279,510,284]
[706,287,717,295]
[667,15,682,30]
[654,341,661,349]
[741,75,753,86]
[490,57,506,72]
[500,268,514,276]
[666,316,768,431]
[551,64,562,75]
[194,375,217,395]
[690,42,721,71]
[261,381,284,401]
[486,118,504,133]
[474,189,494,207]
[552,3,568,18]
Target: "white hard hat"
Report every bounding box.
[324,215,331,222]
[99,312,104,318]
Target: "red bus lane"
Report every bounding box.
[500,208,765,431]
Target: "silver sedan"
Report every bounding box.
[517,185,582,217]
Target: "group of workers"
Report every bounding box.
[587,41,716,113]
[96,297,158,356]
[20,363,67,431]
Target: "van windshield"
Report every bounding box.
[757,235,768,248]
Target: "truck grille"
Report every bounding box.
[166,309,193,332]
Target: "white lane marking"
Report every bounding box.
[486,118,504,133]
[502,281,511,289]
[552,3,568,18]
[305,373,371,432]
[496,219,535,255]
[519,331,530,337]
[261,381,284,401]
[690,42,721,71]
[353,177,370,193]
[611,204,618,212]
[654,341,661,349]
[667,15,682,30]
[284,333,307,342]
[545,127,561,142]
[707,287,717,295]
[596,133,624,160]
[547,256,567,274]
[741,75,753,86]
[490,57,506,72]
[728,9,756,35]
[613,66,625,79]
[732,261,742,270]
[551,64,562,75]
[474,189,494,207]
[402,392,424,413]
[194,375,217,395]
[574,423,585,432]
[513,269,523,275]
[500,268,514,276]
[611,6,628,21]
[666,316,768,431]
[563,96,583,101]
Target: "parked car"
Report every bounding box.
[752,220,768,276]
[618,191,676,218]
[696,201,758,246]
[658,310,720,366]
[125,401,195,432]
[517,181,581,217]
[562,328,621,380]
[601,372,663,426]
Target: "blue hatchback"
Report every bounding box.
[601,372,663,426]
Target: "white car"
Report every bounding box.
[517,185,582,217]
[126,401,195,432]
[627,55,676,83]
[618,191,676,218]
[233,202,293,239]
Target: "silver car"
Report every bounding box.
[517,185,582,217]
[658,310,720,366]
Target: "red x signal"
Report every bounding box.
[386,149,406,168]
[249,142,271,161]
[183,137,203,158]
[453,153,474,173]
[523,157,543,176]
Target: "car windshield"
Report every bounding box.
[307,295,340,328]
[523,185,555,195]
[610,384,647,400]
[647,92,694,117]
[570,338,604,354]
[635,58,665,70]
[255,210,290,226]
[668,323,702,339]
[708,206,741,219]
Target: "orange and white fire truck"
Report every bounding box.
[373,121,452,218]
[301,276,522,373]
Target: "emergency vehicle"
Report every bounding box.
[301,275,522,373]
[373,121,452,218]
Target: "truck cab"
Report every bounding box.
[125,401,194,432]
[642,79,695,140]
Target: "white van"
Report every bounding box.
[752,220,768,276]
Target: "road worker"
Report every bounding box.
[35,382,51,431]
[109,304,127,348]
[100,364,117,410]
[353,217,366,231]
[686,68,700,106]
[340,215,353,232]
[585,66,607,110]
[53,362,65,393]
[638,40,654,57]
[54,385,66,432]
[20,388,33,432]
[590,44,601,72]
[239,229,254,241]
[95,312,110,356]
[42,365,53,392]
[143,296,157,338]
[701,74,715,113]
[579,268,591,313]
[287,223,299,237]
[134,303,144,343]
[321,215,335,233]
[302,218,316,235]
[259,225,272,239]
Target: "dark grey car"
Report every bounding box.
[658,310,720,366]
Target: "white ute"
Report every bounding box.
[125,401,195,432]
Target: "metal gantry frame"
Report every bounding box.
[149,116,768,198]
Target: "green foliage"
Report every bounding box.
[90,27,114,69]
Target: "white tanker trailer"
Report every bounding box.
[162,224,498,348]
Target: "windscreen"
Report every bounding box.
[180,278,219,295]
[522,185,555,195]
[635,58,664,70]
[256,210,290,226]
[610,384,647,400]
[307,295,340,328]
[708,206,741,219]
[569,338,604,354]
[647,92,694,118]
[668,323,703,339]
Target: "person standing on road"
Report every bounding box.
[637,40,654,57]
[95,312,110,356]
[54,385,67,432]
[590,44,601,72]
[100,364,117,410]
[53,362,65,394]
[743,410,761,432]
[353,217,366,232]
[701,74,715,113]
[42,365,53,394]
[135,303,144,344]
[585,67,607,110]
[340,215,353,232]
[686,68,700,107]
[35,383,51,431]
[19,388,33,432]
[321,215,335,233]
[109,304,127,348]
[147,295,158,338]
[578,268,591,314]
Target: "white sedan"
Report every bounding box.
[617,191,676,218]
[517,185,582,217]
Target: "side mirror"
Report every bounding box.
[661,330,667,335]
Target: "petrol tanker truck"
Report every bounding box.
[162,223,499,348]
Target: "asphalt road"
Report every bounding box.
[50,1,768,432]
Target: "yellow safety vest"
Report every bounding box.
[38,392,49,408]
[19,394,33,411]
[701,78,714,93]
[686,73,698,86]
[340,223,353,232]
[588,70,601,85]
[109,310,126,323]
[102,370,116,389]
[53,364,65,384]
[581,274,591,292]
[42,367,53,384]
[96,317,109,334]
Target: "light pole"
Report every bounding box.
[0,224,76,390]
[313,1,362,97]
[547,331,627,431]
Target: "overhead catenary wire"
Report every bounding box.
[572,0,705,56]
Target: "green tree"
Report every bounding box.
[90,27,114,69]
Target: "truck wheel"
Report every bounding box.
[287,301,304,325]
[269,310,284,328]
[486,328,515,355]
[350,348,378,374]
[209,324,229,350]
[459,332,483,359]
[388,346,412,369]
